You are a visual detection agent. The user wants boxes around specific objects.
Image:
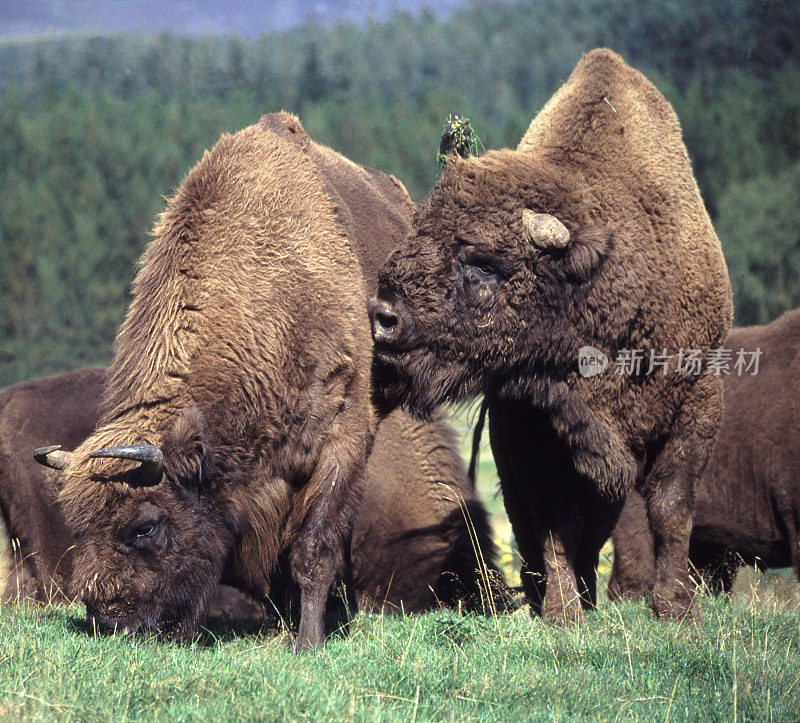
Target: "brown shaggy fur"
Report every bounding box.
[44,113,413,648]
[0,369,104,602]
[371,49,732,623]
[354,408,500,612]
[2,368,499,614]
[610,309,800,599]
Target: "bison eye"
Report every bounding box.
[135,522,157,538]
[464,261,496,279]
[462,260,501,294]
[122,518,161,549]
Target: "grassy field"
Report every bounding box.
[1,598,799,720]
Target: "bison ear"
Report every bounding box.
[162,407,214,491]
[560,226,612,282]
[522,210,571,250]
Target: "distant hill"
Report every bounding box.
[0,0,472,39]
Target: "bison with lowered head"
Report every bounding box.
[370,49,732,623]
[2,368,500,614]
[610,309,800,599]
[33,114,413,649]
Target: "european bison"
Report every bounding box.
[610,309,800,599]
[33,113,407,649]
[2,368,499,614]
[354,407,500,612]
[369,49,732,623]
[1,368,103,603]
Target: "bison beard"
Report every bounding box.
[609,309,800,600]
[3,368,501,616]
[32,114,420,649]
[371,49,732,624]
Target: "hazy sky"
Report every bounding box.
[0,0,474,38]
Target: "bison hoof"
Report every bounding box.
[542,602,585,626]
[651,593,701,623]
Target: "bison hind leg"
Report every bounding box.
[644,376,724,622]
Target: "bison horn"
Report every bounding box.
[88,444,164,481]
[33,445,75,470]
[522,210,571,250]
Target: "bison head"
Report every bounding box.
[34,408,235,640]
[369,152,612,417]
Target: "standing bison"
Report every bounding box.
[610,310,800,599]
[33,113,410,649]
[370,49,732,623]
[2,368,500,614]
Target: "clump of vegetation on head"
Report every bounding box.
[437,115,484,169]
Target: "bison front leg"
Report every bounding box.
[643,375,723,621]
[540,511,585,624]
[289,431,366,652]
[537,473,623,622]
[490,401,585,623]
[643,471,695,620]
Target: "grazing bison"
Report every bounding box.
[33,113,409,649]
[610,309,800,599]
[370,48,732,624]
[2,368,499,614]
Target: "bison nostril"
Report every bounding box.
[369,297,402,340]
[376,310,398,331]
[369,293,414,349]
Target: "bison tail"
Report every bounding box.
[467,398,488,487]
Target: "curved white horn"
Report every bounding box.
[522,209,571,250]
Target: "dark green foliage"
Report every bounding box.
[0,0,798,384]
[0,84,268,383]
[718,161,800,325]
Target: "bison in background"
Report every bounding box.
[370,48,732,624]
[0,368,104,603]
[33,113,408,649]
[354,408,500,612]
[2,368,500,616]
[610,310,800,599]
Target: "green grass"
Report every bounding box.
[1,598,799,720]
